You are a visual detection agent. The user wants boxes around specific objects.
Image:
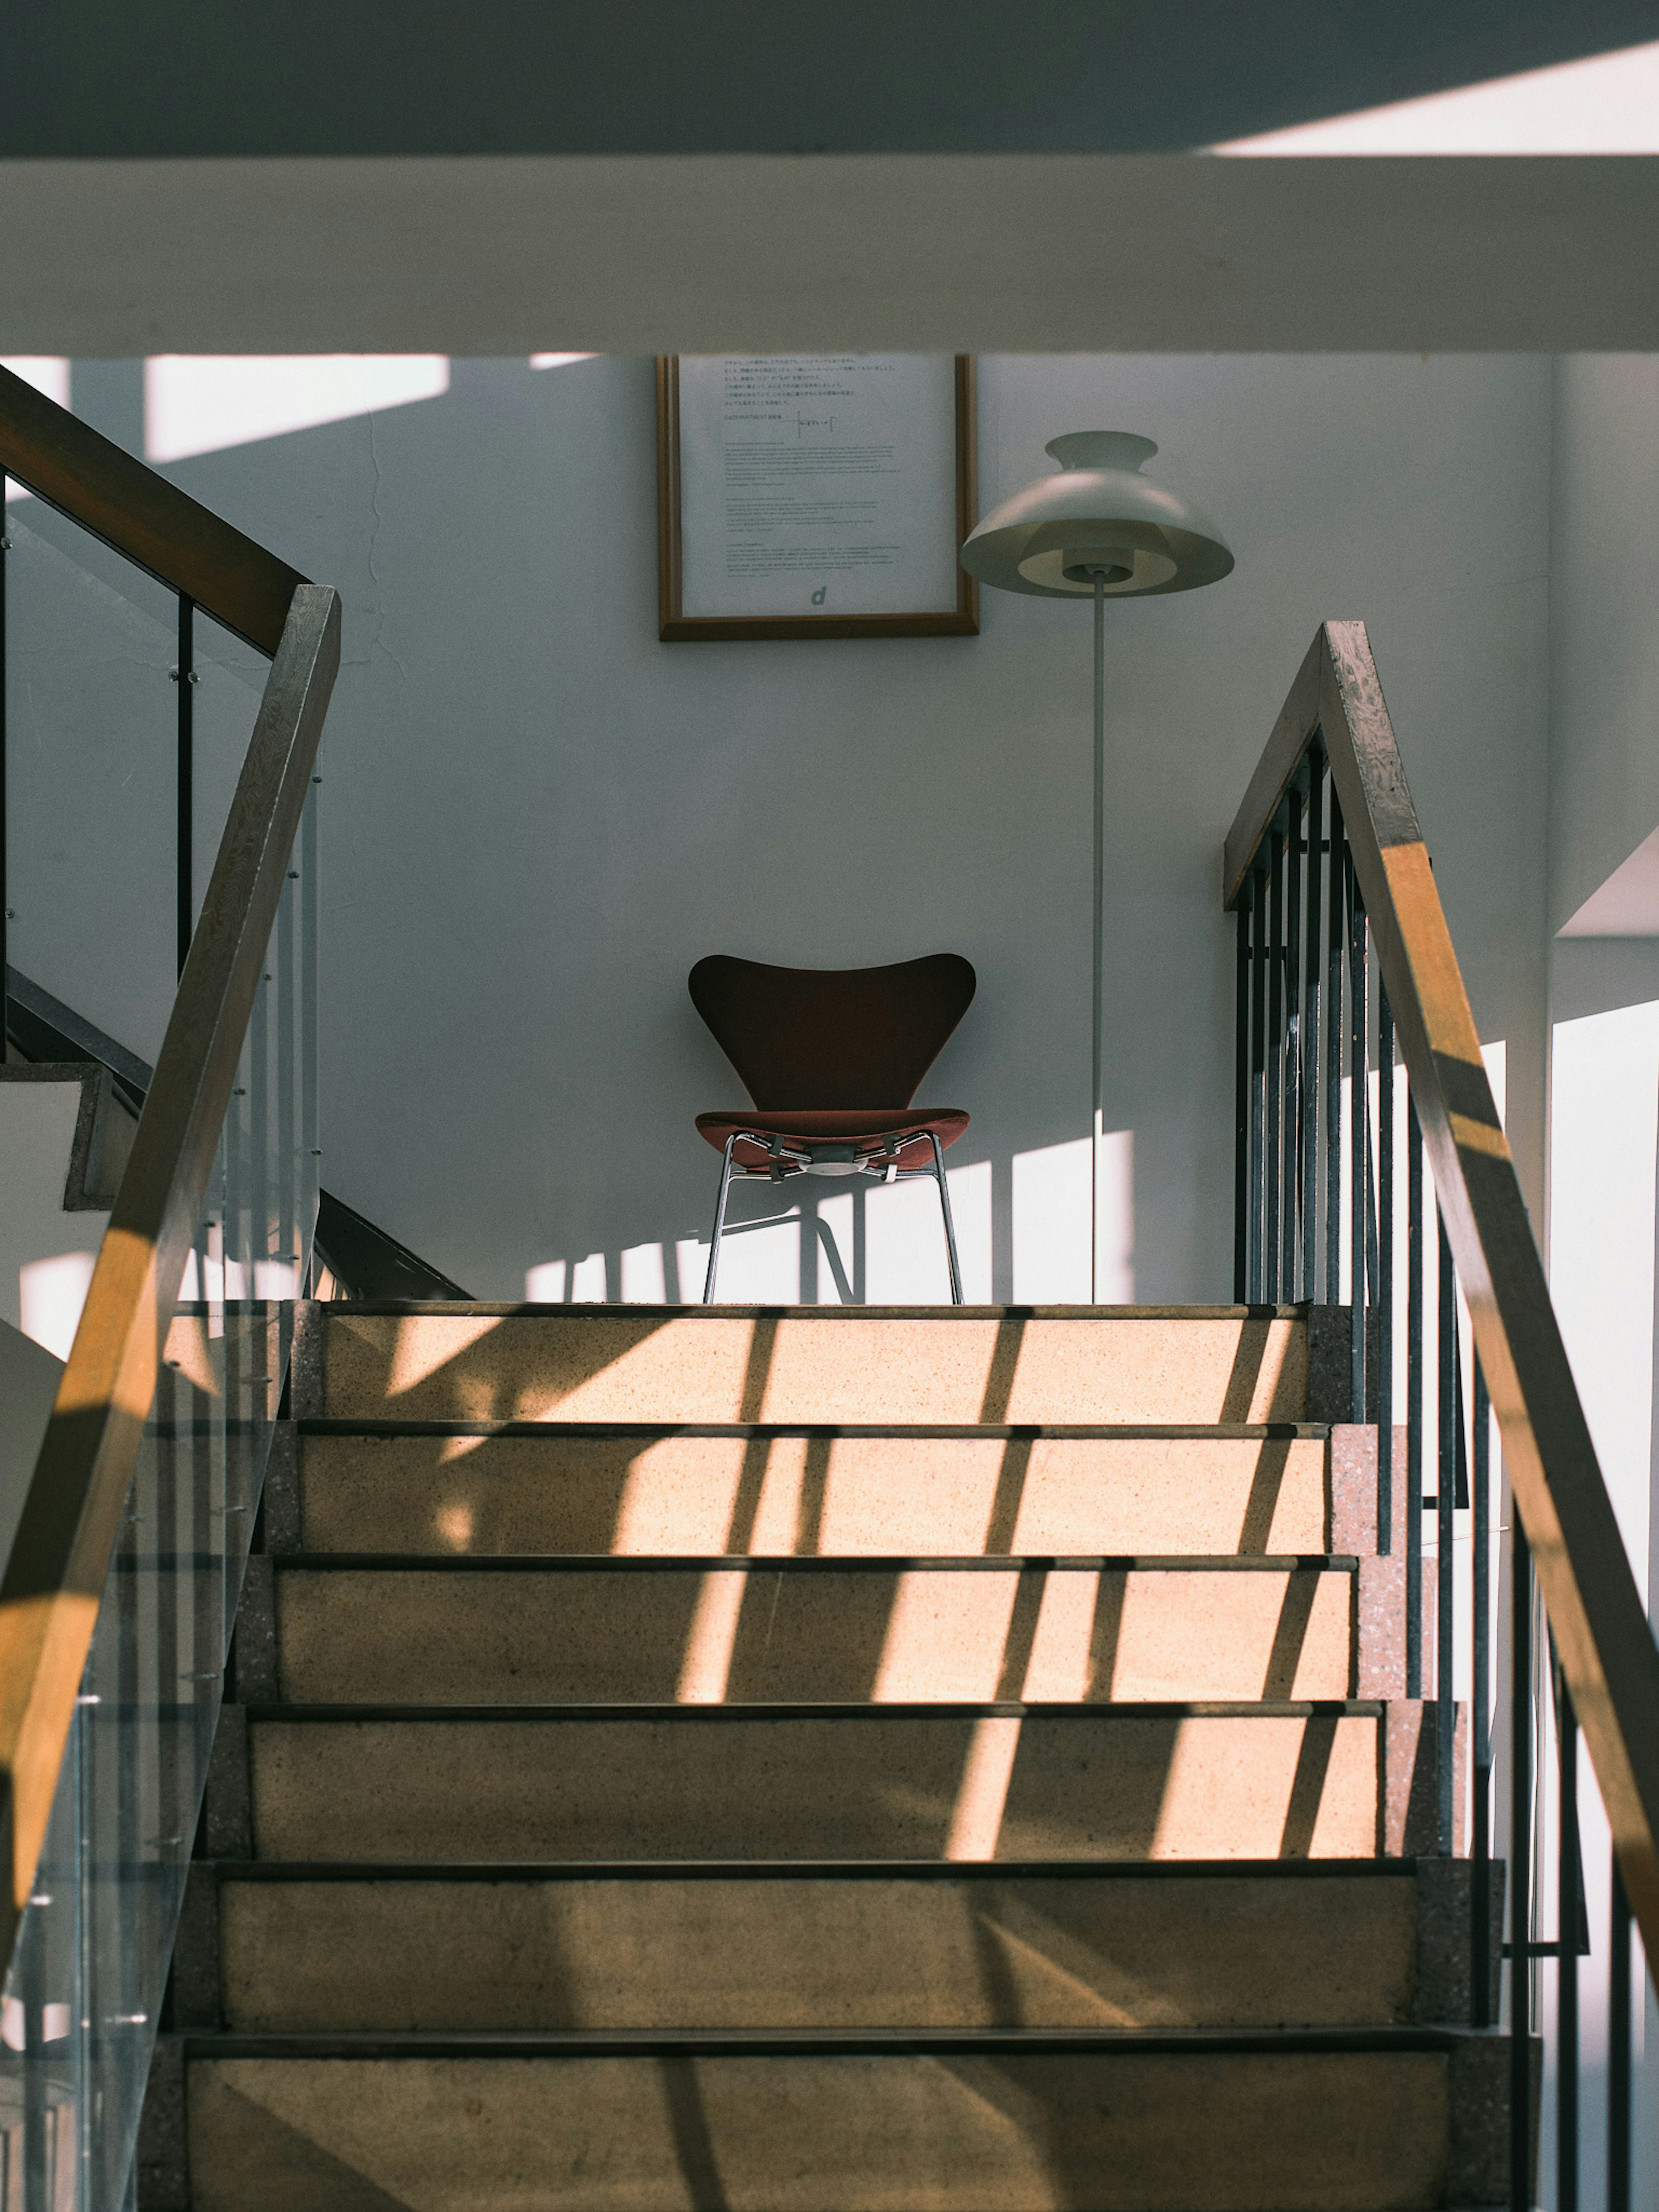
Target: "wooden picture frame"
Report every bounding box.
[657,355,979,641]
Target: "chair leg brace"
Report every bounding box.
[702,1130,965,1304]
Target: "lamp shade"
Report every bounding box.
[960,432,1233,600]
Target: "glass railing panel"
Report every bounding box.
[1,503,265,1061]
[0,772,319,2211]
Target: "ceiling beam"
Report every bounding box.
[4,154,1658,357]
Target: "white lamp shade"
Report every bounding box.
[960,431,1234,599]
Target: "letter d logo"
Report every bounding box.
[811,586,827,606]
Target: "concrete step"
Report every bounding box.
[270,1557,1357,1704]
[182,2028,1514,2210]
[311,1304,1316,1426]
[291,1423,1335,1557]
[248,1703,1391,1862]
[212,1861,1487,2035]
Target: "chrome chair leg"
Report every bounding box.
[702,1135,739,1303]
[928,1131,964,1304]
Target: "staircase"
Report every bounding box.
[159,1300,1514,2211]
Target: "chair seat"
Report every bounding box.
[696,1107,969,1173]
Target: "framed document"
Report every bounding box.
[657,355,979,641]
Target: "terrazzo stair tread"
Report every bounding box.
[213,1862,1430,2033]
[246,1701,1387,1863]
[291,1424,1335,1557]
[181,2028,1503,2212]
[316,1305,1312,1426]
[271,1557,1358,1704]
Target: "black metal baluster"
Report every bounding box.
[1348,855,1367,1417]
[1301,756,1323,1300]
[21,1901,46,2212]
[1250,865,1268,1302]
[1556,1656,1579,2212]
[1608,1848,1631,2212]
[1325,793,1344,1304]
[176,593,194,979]
[1,514,8,1052]
[1234,901,1250,1304]
[1407,1099,1424,1698]
[1472,1357,1492,2025]
[1437,1207,1456,1853]
[1282,786,1303,1297]
[1377,988,1394,1556]
[1365,1039,1379,1364]
[1453,1329,1471,1510]
[1266,829,1284,1303]
[1510,1516,1532,2212]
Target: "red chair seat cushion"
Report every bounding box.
[696,1107,969,1174]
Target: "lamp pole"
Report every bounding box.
[1091,569,1106,1304]
[957,431,1233,1311]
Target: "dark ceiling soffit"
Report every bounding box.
[6,0,1659,159]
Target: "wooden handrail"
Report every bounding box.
[1224,621,1659,1967]
[0,363,304,655]
[0,582,340,1958]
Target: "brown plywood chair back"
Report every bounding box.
[688,953,976,1111]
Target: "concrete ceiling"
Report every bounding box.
[3,153,1659,356]
[6,0,1659,157]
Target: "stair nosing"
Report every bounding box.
[315,1303,1312,1321]
[269,1551,1361,1574]
[181,2023,1487,2060]
[247,1697,1389,1723]
[210,1855,1429,1882]
[296,1419,1332,1440]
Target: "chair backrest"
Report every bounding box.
[688,953,976,1110]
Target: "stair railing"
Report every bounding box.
[0,363,339,2208]
[1227,621,1659,2211]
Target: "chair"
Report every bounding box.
[689,952,976,1305]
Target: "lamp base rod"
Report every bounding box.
[1092,570,1105,1308]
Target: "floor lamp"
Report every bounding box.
[960,432,1234,1303]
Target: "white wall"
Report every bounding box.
[1548,356,1659,934]
[1542,352,1659,2203]
[4,352,1552,1300]
[0,1319,62,1587]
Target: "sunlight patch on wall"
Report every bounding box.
[1216,38,1659,153]
[144,356,450,463]
[19,1251,95,1361]
[523,1253,611,1301]
[1550,1002,1659,1579]
[530,354,598,371]
[1011,1132,1134,1305]
[946,1160,992,1303]
[1,359,70,501]
[620,1242,667,1302]
[677,1210,800,1303]
[1347,1043,1504,1471]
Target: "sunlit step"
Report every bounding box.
[293,1424,1335,1557]
[270,1558,1356,1705]
[313,1304,1315,1426]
